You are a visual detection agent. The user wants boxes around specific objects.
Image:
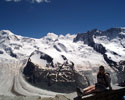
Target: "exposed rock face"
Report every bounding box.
[73,29,101,43]
[74,29,106,54]
[116,60,125,83]
[103,54,117,67]
[0,50,4,54]
[104,28,125,39]
[118,60,125,72]
[23,50,88,93]
[4,47,17,58]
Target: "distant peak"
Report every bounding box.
[47,33,58,37]
[106,27,125,33]
[0,30,14,35]
[43,32,58,41]
[89,29,101,33]
[46,32,58,38]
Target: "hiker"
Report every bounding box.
[77,65,112,96]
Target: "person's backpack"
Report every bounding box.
[103,72,111,87]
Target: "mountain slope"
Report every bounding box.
[74,28,125,70]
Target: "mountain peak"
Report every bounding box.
[47,32,58,38]
[0,30,14,36]
[105,27,125,33]
[89,29,101,33]
[43,32,58,41]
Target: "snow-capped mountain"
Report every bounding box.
[0,28,125,96]
[74,28,125,67]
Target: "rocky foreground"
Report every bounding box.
[0,86,125,100]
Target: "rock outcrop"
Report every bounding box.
[23,50,88,93]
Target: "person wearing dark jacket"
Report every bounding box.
[77,65,112,97]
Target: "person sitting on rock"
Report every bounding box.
[77,65,112,97]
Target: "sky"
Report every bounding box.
[0,0,125,38]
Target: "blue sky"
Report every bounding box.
[0,0,125,38]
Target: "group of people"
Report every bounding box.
[77,65,112,97]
